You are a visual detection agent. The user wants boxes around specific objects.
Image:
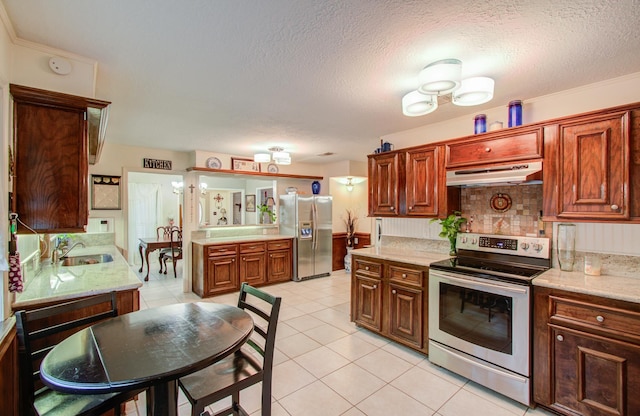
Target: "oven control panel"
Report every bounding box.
[457,233,550,259]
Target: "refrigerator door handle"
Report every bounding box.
[312,202,318,250]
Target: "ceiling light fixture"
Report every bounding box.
[345,178,354,192]
[418,59,462,95]
[402,91,438,117]
[452,77,495,106]
[253,153,271,163]
[254,146,291,165]
[269,146,291,165]
[402,59,494,116]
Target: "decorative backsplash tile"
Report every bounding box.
[460,184,551,236]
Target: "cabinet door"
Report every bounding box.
[369,153,400,216]
[13,101,88,232]
[552,327,640,415]
[239,253,266,285]
[206,255,238,296]
[268,249,292,282]
[557,113,629,220]
[405,147,438,216]
[389,283,423,348]
[353,275,383,331]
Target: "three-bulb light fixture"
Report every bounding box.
[254,146,291,165]
[402,59,494,117]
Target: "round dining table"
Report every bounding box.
[39,302,253,416]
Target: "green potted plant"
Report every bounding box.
[257,204,276,224]
[430,211,467,256]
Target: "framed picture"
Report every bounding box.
[246,194,256,212]
[231,157,261,172]
[91,175,121,210]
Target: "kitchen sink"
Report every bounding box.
[61,254,114,266]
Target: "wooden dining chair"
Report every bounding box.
[178,283,282,416]
[156,225,174,273]
[15,292,142,416]
[161,227,183,277]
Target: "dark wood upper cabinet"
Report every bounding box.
[368,144,459,218]
[368,152,402,216]
[543,106,640,222]
[405,147,438,216]
[10,85,111,233]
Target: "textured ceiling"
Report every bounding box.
[3,0,640,163]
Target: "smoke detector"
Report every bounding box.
[48,57,72,75]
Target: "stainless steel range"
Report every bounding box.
[428,233,550,406]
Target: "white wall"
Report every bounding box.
[380,72,640,256]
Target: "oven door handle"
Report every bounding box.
[430,271,528,294]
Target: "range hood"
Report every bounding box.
[446,161,542,187]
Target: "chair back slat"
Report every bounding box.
[15,291,119,407]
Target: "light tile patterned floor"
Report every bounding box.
[124,265,555,416]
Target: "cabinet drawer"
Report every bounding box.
[267,239,291,251]
[445,129,542,168]
[389,266,423,287]
[353,259,382,278]
[207,244,238,257]
[550,296,640,339]
[239,242,266,254]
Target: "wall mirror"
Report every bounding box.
[198,175,276,227]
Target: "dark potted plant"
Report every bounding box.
[430,211,467,256]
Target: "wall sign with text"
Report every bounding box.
[143,158,172,170]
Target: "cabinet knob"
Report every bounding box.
[402,273,407,278]
[611,204,619,210]
[243,257,246,260]
[372,284,377,289]
[232,258,235,262]
[485,147,491,152]
[392,289,396,294]
[390,206,395,211]
[408,206,413,210]
[557,335,564,342]
[596,315,605,323]
[365,266,369,271]
[270,254,273,257]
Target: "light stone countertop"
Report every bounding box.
[192,235,294,246]
[12,245,143,309]
[351,246,640,304]
[533,268,640,304]
[350,246,450,268]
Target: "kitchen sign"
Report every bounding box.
[143,158,172,170]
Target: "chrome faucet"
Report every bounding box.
[52,241,86,263]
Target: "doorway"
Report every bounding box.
[127,172,183,265]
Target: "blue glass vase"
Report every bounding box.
[312,181,321,195]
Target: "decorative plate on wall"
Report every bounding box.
[206,157,222,169]
[267,163,279,173]
[490,193,512,212]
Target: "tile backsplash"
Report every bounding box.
[460,184,551,236]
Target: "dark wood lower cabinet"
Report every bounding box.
[0,326,18,416]
[533,286,640,415]
[351,254,428,354]
[353,274,383,332]
[193,238,293,297]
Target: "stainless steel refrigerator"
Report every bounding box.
[279,194,332,281]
